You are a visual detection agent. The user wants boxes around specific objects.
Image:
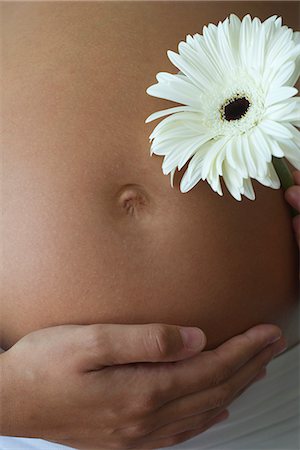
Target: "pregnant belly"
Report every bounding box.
[2,1,299,351]
[1,160,299,351]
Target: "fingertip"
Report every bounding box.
[284,186,300,211]
[292,170,300,185]
[179,327,207,352]
[245,324,282,345]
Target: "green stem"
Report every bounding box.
[272,156,298,217]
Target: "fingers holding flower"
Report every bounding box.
[285,171,300,248]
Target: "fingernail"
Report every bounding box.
[273,340,288,357]
[179,327,205,351]
[267,331,282,344]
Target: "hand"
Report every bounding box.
[0,322,285,450]
[285,169,300,255]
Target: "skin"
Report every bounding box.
[0,3,299,448]
[0,322,287,449]
[285,170,300,254]
[1,2,299,351]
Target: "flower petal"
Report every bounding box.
[146,73,203,108]
[247,131,269,177]
[242,178,256,200]
[167,50,211,92]
[226,135,248,177]
[259,119,294,140]
[201,136,231,181]
[268,60,296,89]
[279,140,300,169]
[265,86,298,107]
[240,133,258,178]
[264,99,297,122]
[145,105,199,123]
[222,159,243,201]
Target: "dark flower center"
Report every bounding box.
[222,96,250,121]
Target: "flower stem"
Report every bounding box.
[272,156,298,217]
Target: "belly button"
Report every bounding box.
[116,184,152,217]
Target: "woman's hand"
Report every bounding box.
[285,170,300,256]
[0,322,285,450]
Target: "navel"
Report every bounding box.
[116,184,153,218]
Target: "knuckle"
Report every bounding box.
[130,391,158,417]
[86,325,104,350]
[86,326,117,366]
[139,391,159,413]
[145,324,173,359]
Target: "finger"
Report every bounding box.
[144,336,286,430]
[292,214,300,243]
[284,186,300,212]
[230,366,267,402]
[78,323,206,371]
[292,170,300,185]
[146,324,282,405]
[136,407,229,443]
[130,410,229,449]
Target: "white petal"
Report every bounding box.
[201,136,230,181]
[247,131,269,177]
[208,174,223,196]
[161,139,194,173]
[252,126,272,162]
[259,119,294,140]
[145,105,198,123]
[180,153,204,193]
[240,134,258,177]
[279,140,300,169]
[251,18,265,71]
[217,18,236,72]
[170,168,176,188]
[226,135,248,177]
[161,135,212,174]
[278,99,300,125]
[268,60,296,89]
[265,86,298,107]
[202,23,225,74]
[146,74,203,108]
[177,41,218,87]
[264,27,294,69]
[267,163,281,188]
[149,111,205,141]
[167,50,210,92]
[242,178,256,200]
[222,160,243,201]
[256,162,280,189]
[284,123,300,145]
[239,14,253,69]
[264,100,297,121]
[189,33,224,82]
[177,134,214,170]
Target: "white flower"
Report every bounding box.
[145,14,300,201]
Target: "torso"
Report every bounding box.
[1,2,299,351]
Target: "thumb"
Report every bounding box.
[80,323,207,370]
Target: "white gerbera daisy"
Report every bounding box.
[145,13,300,201]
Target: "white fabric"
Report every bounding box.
[0,343,299,450]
